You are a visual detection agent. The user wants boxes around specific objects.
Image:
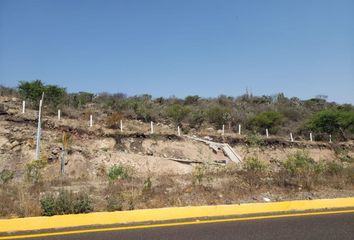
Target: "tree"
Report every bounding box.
[206,106,231,128]
[248,111,283,134]
[165,104,191,126]
[18,80,45,107]
[306,110,354,139]
[45,84,66,110]
[18,80,66,110]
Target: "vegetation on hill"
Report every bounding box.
[1,80,353,140]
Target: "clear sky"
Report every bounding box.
[0,0,353,103]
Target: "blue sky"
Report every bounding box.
[0,0,353,103]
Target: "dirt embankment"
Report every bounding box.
[1,97,354,218]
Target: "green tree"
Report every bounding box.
[165,104,191,125]
[18,80,45,107]
[248,111,283,134]
[45,85,66,110]
[306,109,354,139]
[206,106,231,128]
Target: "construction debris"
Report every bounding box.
[185,135,243,164]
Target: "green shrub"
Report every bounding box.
[184,95,200,105]
[0,169,14,184]
[165,104,191,125]
[282,151,321,189]
[106,195,123,212]
[55,190,73,215]
[305,109,354,139]
[40,191,93,216]
[40,193,56,216]
[245,133,264,147]
[18,80,66,110]
[243,157,267,174]
[25,160,46,183]
[284,151,316,176]
[72,192,93,214]
[108,164,129,181]
[18,80,46,107]
[206,106,231,128]
[143,176,152,192]
[248,111,283,134]
[188,110,205,129]
[192,165,208,185]
[325,161,344,176]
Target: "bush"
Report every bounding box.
[192,165,208,185]
[40,193,56,216]
[305,110,354,139]
[325,161,344,176]
[243,157,267,174]
[105,112,124,129]
[187,110,205,129]
[143,176,152,192]
[18,80,66,110]
[248,111,283,134]
[72,192,93,214]
[108,164,129,181]
[245,133,264,147]
[284,151,316,176]
[55,190,73,214]
[40,191,93,216]
[281,151,323,189]
[0,169,14,184]
[184,95,200,105]
[242,157,267,188]
[165,104,190,126]
[207,106,231,128]
[106,195,123,211]
[25,160,46,183]
[18,80,45,107]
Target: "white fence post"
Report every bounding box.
[89,115,93,127]
[58,109,61,121]
[310,132,313,142]
[290,132,294,142]
[22,101,25,114]
[150,121,154,134]
[266,128,269,138]
[177,126,181,136]
[238,124,241,135]
[120,120,123,132]
[329,134,332,143]
[222,124,225,136]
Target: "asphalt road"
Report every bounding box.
[5,211,354,240]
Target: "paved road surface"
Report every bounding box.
[4,211,354,240]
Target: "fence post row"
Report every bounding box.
[21,102,338,143]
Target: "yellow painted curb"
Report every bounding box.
[0,197,353,233]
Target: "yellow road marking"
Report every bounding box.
[1,209,354,240]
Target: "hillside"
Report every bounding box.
[0,83,354,218]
